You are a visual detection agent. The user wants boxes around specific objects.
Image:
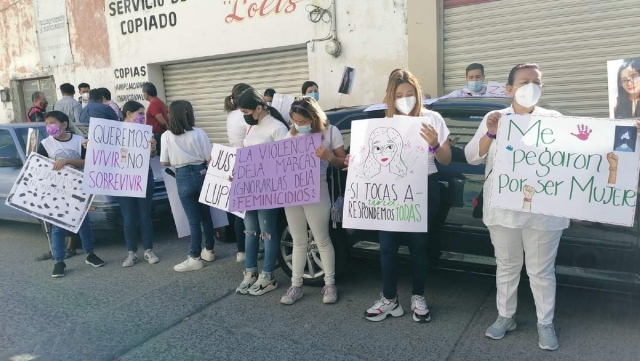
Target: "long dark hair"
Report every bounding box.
[236,88,289,128]
[122,101,144,120]
[615,58,640,119]
[224,83,252,113]
[167,100,195,136]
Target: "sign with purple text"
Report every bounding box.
[83,118,153,198]
[200,143,244,218]
[488,114,640,226]
[228,133,322,212]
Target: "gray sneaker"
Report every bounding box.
[537,323,559,351]
[485,316,517,340]
[280,286,303,305]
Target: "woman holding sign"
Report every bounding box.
[160,101,217,273]
[234,88,289,296]
[464,63,567,351]
[362,70,451,323]
[279,97,346,305]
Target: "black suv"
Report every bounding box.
[275,97,640,295]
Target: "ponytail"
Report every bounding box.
[225,83,252,113]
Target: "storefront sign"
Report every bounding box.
[5,153,94,233]
[229,133,321,211]
[113,65,148,103]
[200,144,245,218]
[488,114,640,226]
[83,118,153,198]
[107,0,188,35]
[224,0,303,23]
[342,117,429,232]
[34,0,73,67]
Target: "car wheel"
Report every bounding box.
[278,219,349,287]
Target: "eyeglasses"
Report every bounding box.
[372,144,396,154]
[619,74,640,86]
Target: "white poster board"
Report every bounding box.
[34,0,73,67]
[488,114,640,226]
[162,167,190,238]
[83,118,153,197]
[607,57,640,119]
[342,117,429,232]
[485,81,508,97]
[200,144,245,218]
[5,153,94,233]
[271,93,296,123]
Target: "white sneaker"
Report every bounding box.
[200,248,215,262]
[144,249,159,264]
[122,251,138,267]
[248,273,279,296]
[236,271,258,294]
[173,256,203,272]
[236,252,246,263]
[410,295,431,322]
[280,286,303,305]
[364,294,405,322]
[322,285,338,304]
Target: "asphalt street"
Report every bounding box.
[1,220,639,361]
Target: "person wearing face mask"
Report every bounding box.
[234,88,289,296]
[82,101,159,267]
[78,83,91,108]
[445,63,487,98]
[279,97,346,305]
[37,111,105,277]
[464,63,566,351]
[263,88,276,105]
[361,69,451,323]
[302,81,320,101]
[27,92,48,123]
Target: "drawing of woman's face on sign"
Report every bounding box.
[362,127,407,179]
[607,57,640,119]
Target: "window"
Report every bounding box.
[0,129,22,167]
[15,126,48,157]
[21,77,57,114]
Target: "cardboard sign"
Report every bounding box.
[486,81,508,97]
[488,114,640,226]
[342,118,429,232]
[607,57,640,119]
[84,118,153,198]
[229,133,322,212]
[5,153,94,233]
[199,144,245,218]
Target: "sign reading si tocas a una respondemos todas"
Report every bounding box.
[488,114,640,226]
[228,133,321,212]
[83,118,153,198]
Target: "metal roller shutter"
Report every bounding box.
[443,0,640,117]
[162,47,309,144]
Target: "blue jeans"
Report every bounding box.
[244,209,279,273]
[379,174,441,299]
[118,168,154,252]
[176,164,215,258]
[51,218,95,262]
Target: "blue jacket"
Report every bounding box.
[80,100,119,123]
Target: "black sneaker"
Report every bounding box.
[52,262,66,278]
[85,253,105,267]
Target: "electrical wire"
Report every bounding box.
[306,4,332,24]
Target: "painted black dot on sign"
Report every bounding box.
[37,205,42,209]
[53,198,57,201]
[44,204,50,209]
[78,180,82,184]
[72,219,76,222]
[23,201,27,205]
[49,213,53,216]
[27,173,33,177]
[50,184,57,188]
[30,203,35,207]
[18,193,25,197]
[55,206,59,209]
[57,214,64,218]
[74,207,80,211]
[65,211,69,214]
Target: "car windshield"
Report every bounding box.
[15,126,49,156]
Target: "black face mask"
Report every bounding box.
[244,113,258,126]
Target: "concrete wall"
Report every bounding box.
[407,0,443,98]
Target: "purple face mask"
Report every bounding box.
[46,124,63,138]
[133,114,146,124]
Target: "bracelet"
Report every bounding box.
[428,143,440,154]
[524,198,532,202]
[486,131,497,139]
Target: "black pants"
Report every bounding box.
[379,174,441,299]
[153,133,163,157]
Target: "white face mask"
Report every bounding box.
[394,96,416,115]
[81,93,90,101]
[514,83,541,108]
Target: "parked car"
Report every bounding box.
[277,97,640,295]
[0,123,171,230]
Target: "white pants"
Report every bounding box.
[284,183,335,287]
[487,225,563,325]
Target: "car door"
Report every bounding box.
[0,128,33,222]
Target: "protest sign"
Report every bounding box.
[83,118,153,198]
[162,167,190,238]
[271,93,296,123]
[607,57,640,119]
[228,133,322,212]
[488,114,640,226]
[5,153,94,233]
[486,81,508,97]
[199,143,245,218]
[342,117,429,232]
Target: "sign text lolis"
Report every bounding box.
[224,0,302,23]
[488,114,640,226]
[228,133,321,212]
[83,118,153,198]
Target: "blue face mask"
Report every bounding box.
[295,123,312,134]
[308,92,319,101]
[467,81,484,93]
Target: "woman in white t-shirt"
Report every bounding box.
[159,100,216,273]
[279,97,346,306]
[234,88,289,296]
[361,70,452,323]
